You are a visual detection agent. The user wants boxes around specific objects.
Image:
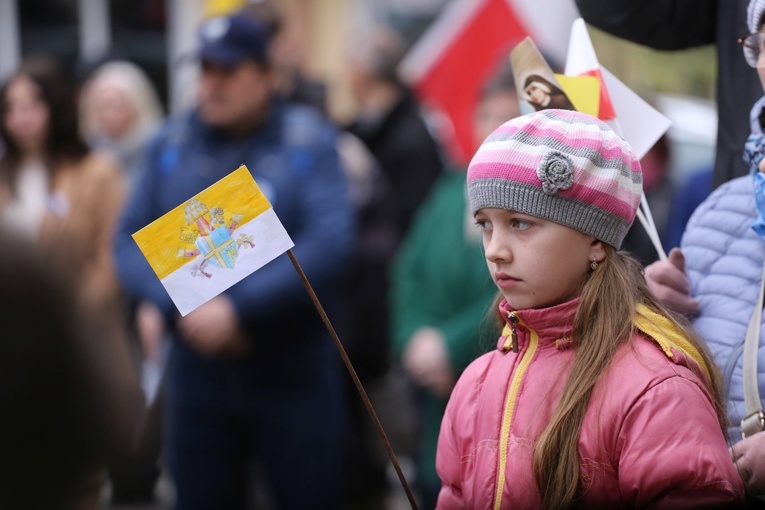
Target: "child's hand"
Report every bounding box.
[403,327,456,397]
[644,248,700,317]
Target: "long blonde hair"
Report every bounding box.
[496,246,728,510]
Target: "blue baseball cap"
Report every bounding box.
[196,12,271,67]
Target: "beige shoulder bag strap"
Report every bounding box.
[741,258,765,438]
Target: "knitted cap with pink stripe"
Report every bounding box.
[467,109,642,248]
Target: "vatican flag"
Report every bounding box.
[132,165,294,316]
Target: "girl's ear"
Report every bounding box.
[589,239,606,263]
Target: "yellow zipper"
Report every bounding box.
[493,311,539,510]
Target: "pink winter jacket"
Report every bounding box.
[436,298,744,509]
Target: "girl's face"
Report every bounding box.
[476,207,603,310]
[3,76,49,156]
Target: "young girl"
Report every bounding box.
[436,109,744,509]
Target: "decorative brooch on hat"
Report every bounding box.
[537,151,574,195]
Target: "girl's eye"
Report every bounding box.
[475,219,492,231]
[511,218,531,230]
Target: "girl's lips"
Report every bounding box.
[494,272,520,289]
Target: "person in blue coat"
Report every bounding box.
[113,10,354,510]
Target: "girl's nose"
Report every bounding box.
[484,233,511,263]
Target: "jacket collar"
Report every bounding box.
[496,298,713,383]
[497,298,578,351]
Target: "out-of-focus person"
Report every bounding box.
[0,227,133,510]
[390,68,520,509]
[575,0,761,189]
[113,9,354,510]
[79,60,164,191]
[0,56,127,318]
[0,56,138,508]
[341,21,445,393]
[79,58,167,506]
[340,23,444,505]
[241,0,327,113]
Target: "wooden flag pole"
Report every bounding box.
[287,250,419,510]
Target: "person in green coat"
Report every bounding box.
[390,71,520,509]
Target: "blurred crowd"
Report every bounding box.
[0,1,757,510]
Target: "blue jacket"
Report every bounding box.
[682,95,765,442]
[683,172,765,442]
[113,100,355,398]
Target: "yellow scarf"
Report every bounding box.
[634,303,711,384]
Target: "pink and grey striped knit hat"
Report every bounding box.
[467,109,642,248]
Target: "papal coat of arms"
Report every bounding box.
[176,198,255,279]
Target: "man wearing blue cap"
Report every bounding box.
[113,9,353,510]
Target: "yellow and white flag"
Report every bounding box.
[132,165,294,316]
